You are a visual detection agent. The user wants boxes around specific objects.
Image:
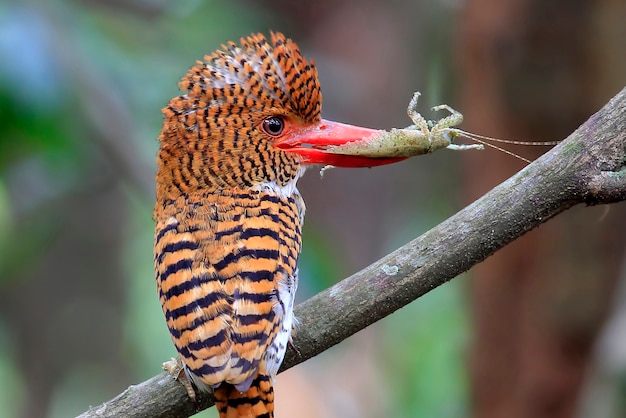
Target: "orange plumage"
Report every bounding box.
[155,32,398,417]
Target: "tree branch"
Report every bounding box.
[78,87,626,418]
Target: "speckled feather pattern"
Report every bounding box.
[154,33,319,417]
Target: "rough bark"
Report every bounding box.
[79,87,626,418]
[459,2,626,417]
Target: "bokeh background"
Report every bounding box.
[0,0,625,417]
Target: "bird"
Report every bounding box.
[154,32,403,418]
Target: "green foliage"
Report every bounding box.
[0,320,24,418]
[299,223,345,295]
[383,280,469,418]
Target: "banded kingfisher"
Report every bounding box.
[154,32,402,418]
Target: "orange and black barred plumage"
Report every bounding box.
[155,33,318,418]
[155,32,400,418]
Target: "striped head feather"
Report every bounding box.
[156,32,321,200]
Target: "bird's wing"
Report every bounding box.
[155,190,301,390]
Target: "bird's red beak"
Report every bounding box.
[274,119,406,167]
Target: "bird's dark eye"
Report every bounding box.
[262,116,285,136]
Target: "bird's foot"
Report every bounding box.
[163,357,198,404]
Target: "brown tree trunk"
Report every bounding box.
[457,1,626,417]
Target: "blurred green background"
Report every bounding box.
[0,1,624,418]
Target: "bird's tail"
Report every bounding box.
[214,373,275,418]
